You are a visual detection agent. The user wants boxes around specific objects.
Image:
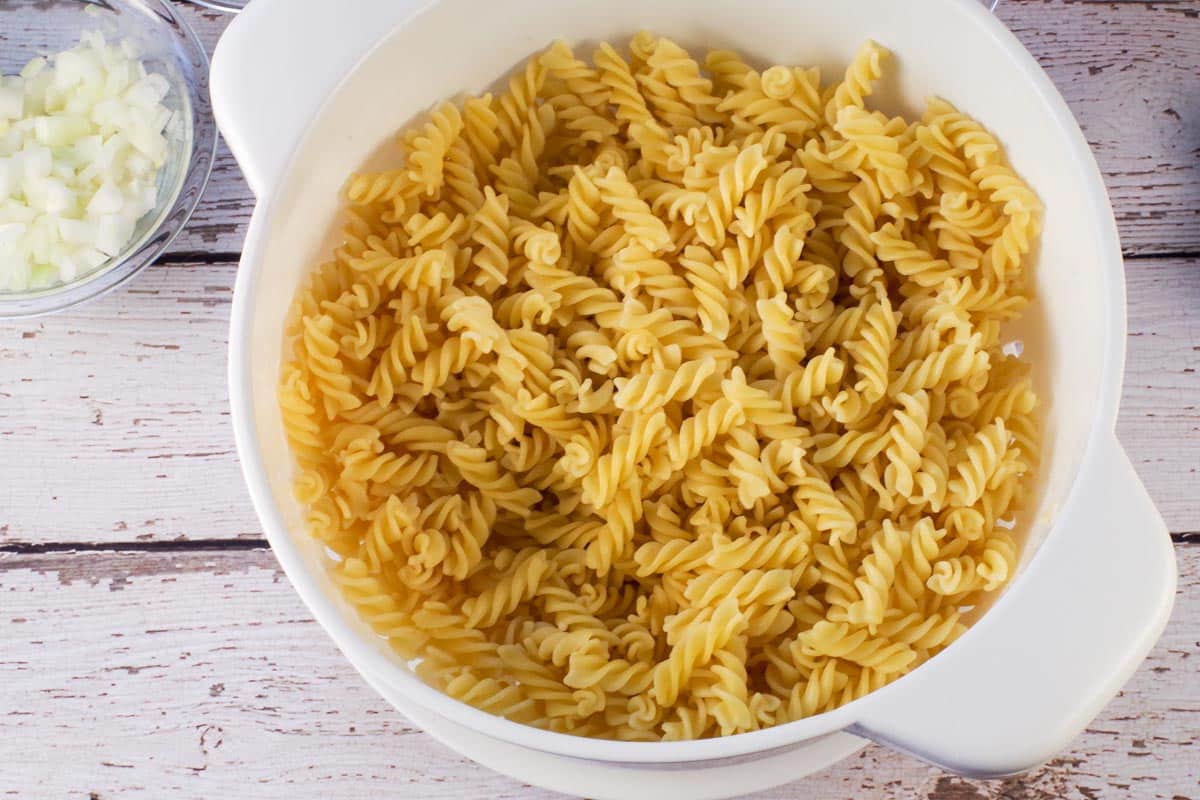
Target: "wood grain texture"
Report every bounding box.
[1,545,1196,800]
[0,262,252,546]
[167,7,253,257]
[165,1,1200,257]
[1118,255,1200,532]
[169,140,254,257]
[2,4,1197,800]
[2,257,1196,546]
[995,0,1200,258]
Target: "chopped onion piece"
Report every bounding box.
[87,180,123,215]
[20,57,47,81]
[21,143,51,178]
[95,213,134,257]
[0,158,13,197]
[58,217,95,245]
[38,177,76,214]
[77,246,109,270]
[53,248,79,281]
[0,222,26,248]
[0,85,23,122]
[34,114,90,147]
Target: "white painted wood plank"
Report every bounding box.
[995,0,1200,259]
[1,546,1195,800]
[174,140,254,255]
[3,257,1196,546]
[0,263,253,545]
[1119,256,1200,533]
[157,8,251,257]
[164,2,1200,257]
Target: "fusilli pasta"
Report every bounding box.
[281,34,1041,742]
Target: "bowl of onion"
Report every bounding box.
[0,0,216,318]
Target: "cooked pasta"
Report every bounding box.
[279,34,1041,742]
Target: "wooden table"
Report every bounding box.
[3,2,1197,797]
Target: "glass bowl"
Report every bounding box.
[186,0,246,11]
[0,0,217,318]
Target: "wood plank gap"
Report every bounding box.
[155,251,244,265]
[147,248,1200,266]
[1,535,1194,556]
[2,535,1193,555]
[0,538,269,555]
[1126,250,1200,261]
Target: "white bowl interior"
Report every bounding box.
[236,0,1112,758]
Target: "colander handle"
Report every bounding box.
[851,434,1176,777]
[209,0,432,197]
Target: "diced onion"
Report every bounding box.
[0,84,24,121]
[0,32,173,292]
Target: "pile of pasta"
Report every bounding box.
[279,34,1041,741]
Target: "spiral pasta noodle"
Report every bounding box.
[281,34,1041,741]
